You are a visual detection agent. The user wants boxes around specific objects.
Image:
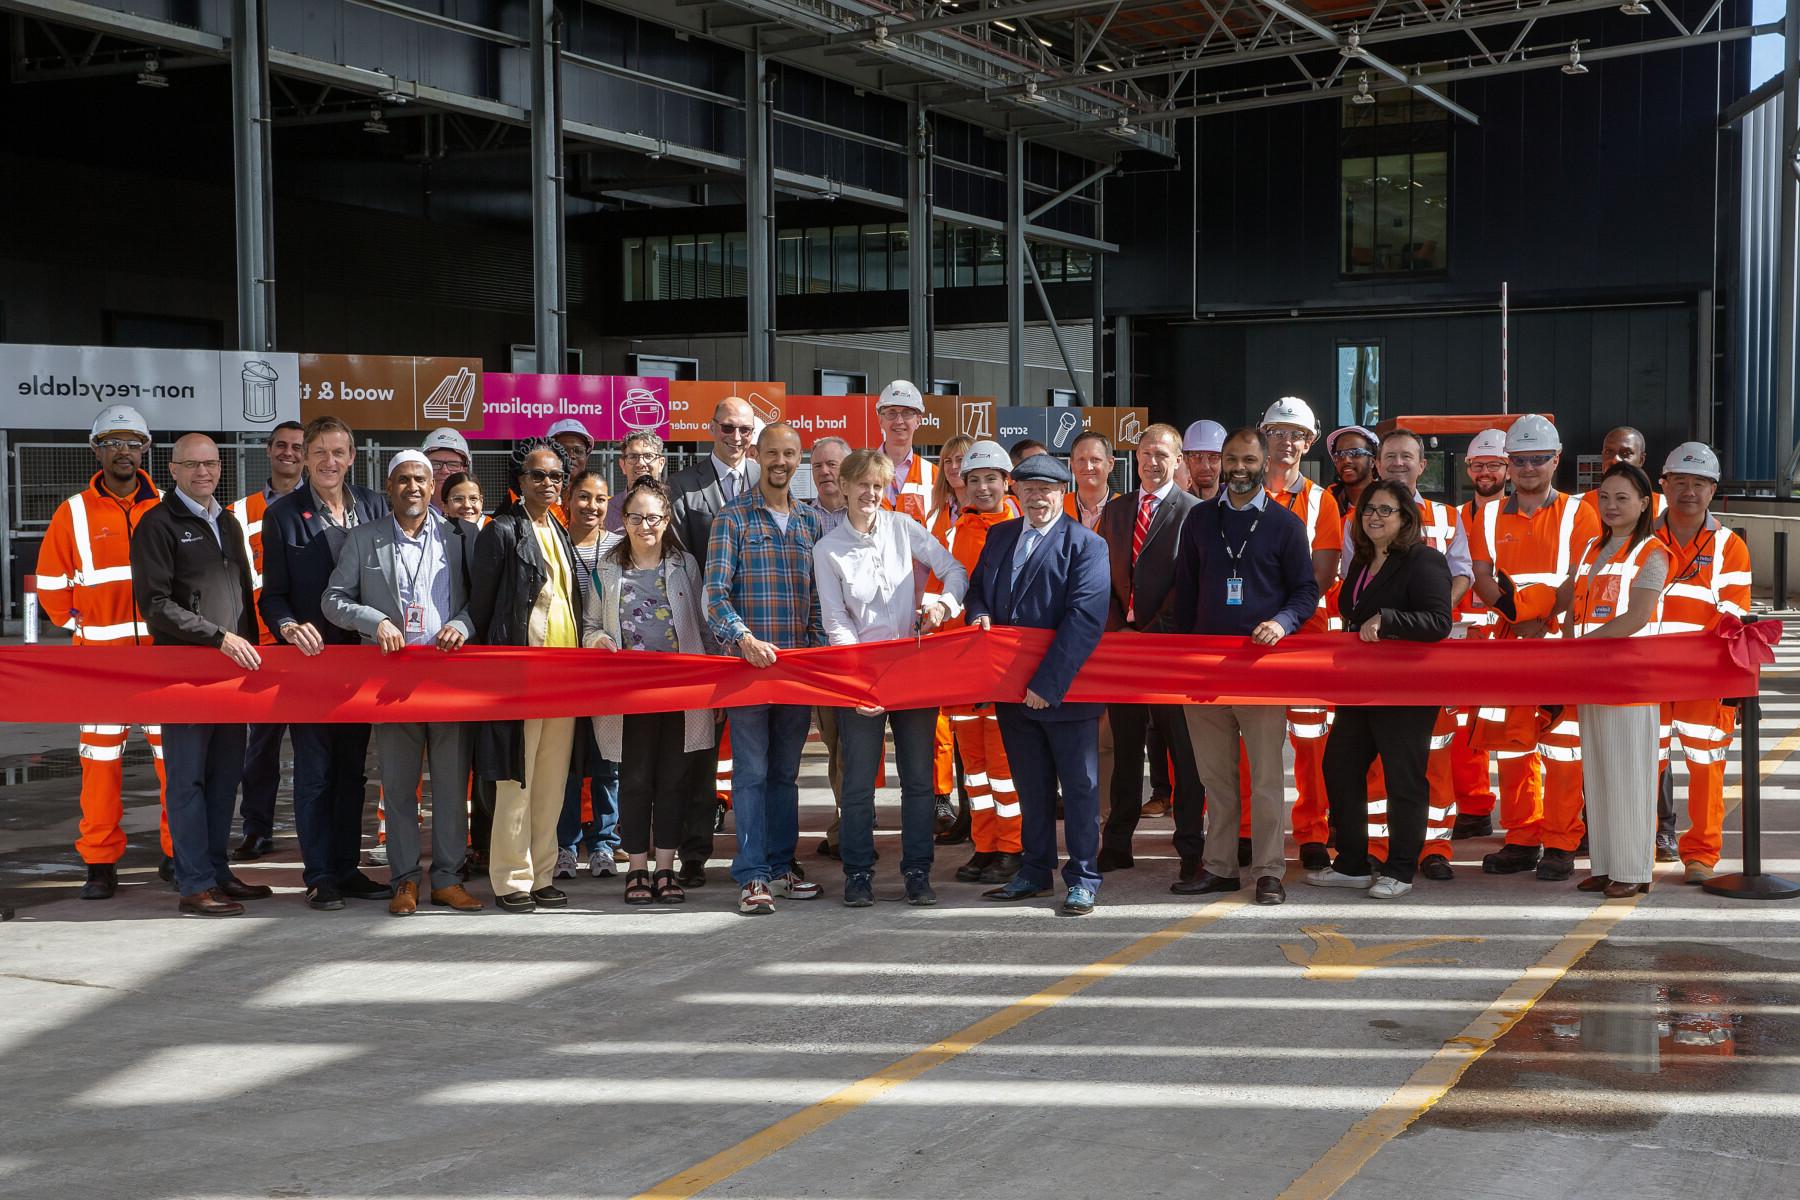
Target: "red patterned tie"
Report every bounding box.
[1128,492,1154,623]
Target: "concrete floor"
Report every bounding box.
[2,628,1798,1200]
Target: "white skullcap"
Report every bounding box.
[387,449,433,478]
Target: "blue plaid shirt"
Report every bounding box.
[705,489,826,651]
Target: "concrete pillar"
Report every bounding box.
[529,0,566,373]
[230,0,274,351]
[907,104,933,385]
[1006,133,1025,405]
[745,51,773,380]
[1776,0,1800,481]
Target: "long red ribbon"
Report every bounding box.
[0,626,1765,725]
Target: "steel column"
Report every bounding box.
[907,103,933,385]
[1092,234,1106,407]
[1006,133,1026,405]
[745,50,774,380]
[230,0,274,351]
[1777,0,1800,483]
[1114,315,1132,408]
[529,0,566,373]
[1026,254,1086,405]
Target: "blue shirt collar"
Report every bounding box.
[1219,488,1268,512]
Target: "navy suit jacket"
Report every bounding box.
[259,481,390,645]
[964,516,1110,723]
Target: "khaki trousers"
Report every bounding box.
[1185,704,1288,882]
[490,717,576,897]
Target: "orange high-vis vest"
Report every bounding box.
[1455,496,1502,631]
[941,507,1017,629]
[36,470,161,645]
[1570,535,1670,638]
[882,449,936,525]
[1265,473,1343,553]
[1469,489,1601,635]
[1064,490,1116,528]
[230,487,277,645]
[1654,514,1752,634]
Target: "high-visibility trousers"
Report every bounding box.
[949,708,1020,854]
[1472,705,1554,849]
[1238,706,1331,846]
[1662,698,1734,867]
[715,723,732,810]
[933,713,955,797]
[1449,711,1496,818]
[1369,712,1458,865]
[76,723,171,864]
[1532,712,1586,853]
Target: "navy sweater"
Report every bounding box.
[1171,493,1320,636]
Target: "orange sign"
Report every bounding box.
[778,396,874,448]
[299,354,484,431]
[919,396,997,445]
[1082,407,1150,448]
[667,380,787,442]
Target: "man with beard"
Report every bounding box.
[1182,420,1226,501]
[1325,424,1379,515]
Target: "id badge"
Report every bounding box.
[1226,576,1244,606]
[404,603,426,635]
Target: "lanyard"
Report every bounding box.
[1349,557,1381,609]
[1218,496,1261,577]
[1667,526,1715,586]
[398,519,433,599]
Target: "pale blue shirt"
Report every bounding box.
[173,487,223,548]
[392,516,452,645]
[1011,511,1062,586]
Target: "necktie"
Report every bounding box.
[1128,492,1155,623]
[721,470,737,502]
[1011,527,1041,590]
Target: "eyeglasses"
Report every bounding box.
[717,423,755,436]
[525,469,566,484]
[171,459,221,471]
[1362,504,1401,519]
[878,408,921,420]
[624,513,667,528]
[622,452,663,463]
[1331,448,1372,460]
[1468,461,1508,472]
[1508,453,1555,468]
[95,438,148,452]
[1264,428,1309,443]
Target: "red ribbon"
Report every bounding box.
[1715,613,1783,670]
[0,624,1771,725]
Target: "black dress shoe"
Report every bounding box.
[1451,813,1494,840]
[1536,848,1576,881]
[531,886,570,908]
[1237,837,1253,868]
[495,891,537,913]
[955,851,996,883]
[217,876,273,901]
[1299,842,1330,871]
[1177,857,1203,885]
[1254,876,1287,905]
[1171,871,1241,896]
[677,860,707,888]
[1096,846,1135,873]
[338,871,393,901]
[232,834,275,862]
[80,863,118,900]
[306,883,346,911]
[1482,843,1541,874]
[158,856,175,883]
[977,852,1021,884]
[1419,854,1455,882]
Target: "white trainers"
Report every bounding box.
[553,848,578,880]
[1305,866,1374,889]
[773,871,821,899]
[589,850,616,878]
[1368,876,1414,899]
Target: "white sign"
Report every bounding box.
[0,343,302,431]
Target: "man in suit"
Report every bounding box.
[1095,423,1208,886]
[131,434,272,916]
[964,453,1110,915]
[322,451,484,916]
[261,415,392,912]
[666,395,760,888]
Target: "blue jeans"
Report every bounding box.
[726,703,811,886]
[836,706,937,877]
[559,718,620,855]
[163,723,247,897]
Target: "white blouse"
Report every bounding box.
[813,510,968,646]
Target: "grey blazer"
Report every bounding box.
[580,547,716,762]
[321,514,479,644]
[668,455,760,560]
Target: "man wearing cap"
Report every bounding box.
[1183,420,1226,501]
[875,380,936,525]
[965,453,1111,914]
[546,419,594,524]
[1448,428,1510,838]
[1655,442,1751,884]
[36,405,174,899]
[1326,425,1379,516]
[230,419,305,862]
[1467,414,1600,882]
[423,426,473,512]
[323,451,485,915]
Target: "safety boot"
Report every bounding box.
[79,863,118,900]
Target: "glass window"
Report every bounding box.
[806,226,832,294]
[622,237,644,301]
[1339,90,1449,276]
[671,236,696,300]
[778,229,804,296]
[645,236,671,300]
[833,225,860,292]
[1336,341,1381,427]
[976,229,1004,287]
[696,233,723,300]
[1065,248,1093,282]
[932,222,949,290]
[1033,243,1064,283]
[954,225,977,287]
[862,225,890,292]
[723,231,748,298]
[891,225,911,292]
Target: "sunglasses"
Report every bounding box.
[1508,453,1555,468]
[1332,448,1373,461]
[717,423,755,436]
[526,469,566,484]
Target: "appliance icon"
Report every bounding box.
[619,386,667,430]
[422,367,477,421]
[240,360,278,422]
[960,402,991,439]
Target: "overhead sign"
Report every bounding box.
[1084,407,1149,448]
[919,396,997,445]
[774,395,872,449]
[0,343,301,431]
[666,381,787,442]
[468,374,672,441]
[299,353,484,431]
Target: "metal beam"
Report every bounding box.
[745,49,774,379]
[1723,71,1785,129]
[1026,161,1113,222]
[1777,0,1800,484]
[230,0,274,352]
[1025,247,1086,404]
[1007,133,1026,406]
[529,0,565,373]
[907,102,933,385]
[772,0,1122,51]
[1255,0,1480,124]
[1092,176,1106,406]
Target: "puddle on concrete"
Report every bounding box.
[1413,941,1797,1134]
[0,745,156,784]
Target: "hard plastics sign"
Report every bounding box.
[467,374,672,441]
[0,343,301,432]
[299,354,484,431]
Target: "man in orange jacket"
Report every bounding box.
[1449,428,1509,838]
[35,405,171,899]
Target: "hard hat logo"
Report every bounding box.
[1504,413,1561,454]
[1662,441,1721,481]
[1260,396,1318,435]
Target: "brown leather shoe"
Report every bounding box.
[389,881,419,916]
[218,876,273,901]
[179,891,244,917]
[429,883,482,912]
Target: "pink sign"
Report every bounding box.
[468,374,671,441]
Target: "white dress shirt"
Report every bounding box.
[813,509,968,646]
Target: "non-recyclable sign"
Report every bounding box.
[299,354,484,431]
[0,343,301,431]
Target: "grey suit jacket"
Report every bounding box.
[321,514,479,644]
[1099,485,1198,633]
[668,455,760,561]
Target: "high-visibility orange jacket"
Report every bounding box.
[1064,490,1116,529]
[1455,496,1502,632]
[1266,474,1343,554]
[1654,513,1752,634]
[941,507,1017,631]
[1467,489,1600,636]
[881,449,935,525]
[1570,535,1670,637]
[37,470,161,645]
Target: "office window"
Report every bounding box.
[1048,388,1080,407]
[696,233,723,299]
[622,237,645,300]
[862,225,890,292]
[777,229,804,296]
[629,354,700,381]
[806,226,832,293]
[1340,90,1449,276]
[891,226,911,291]
[833,225,860,293]
[1336,341,1382,426]
[1065,248,1093,282]
[671,236,696,299]
[723,232,748,298]
[932,222,949,289]
[930,379,960,395]
[816,368,869,396]
[1033,243,1065,283]
[954,226,978,287]
[976,230,1005,286]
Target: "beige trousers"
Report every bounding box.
[1185,704,1288,882]
[490,717,577,897]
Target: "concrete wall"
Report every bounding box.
[1714,501,1800,607]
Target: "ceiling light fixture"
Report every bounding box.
[1095,62,1114,72]
[1340,30,1364,59]
[873,23,890,42]
[362,105,389,134]
[993,19,1018,32]
[1561,42,1588,75]
[646,138,667,160]
[1022,80,1048,103]
[1106,115,1138,140]
[1618,0,1650,12]
[136,55,168,88]
[1351,72,1376,105]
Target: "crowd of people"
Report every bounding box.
[34,382,1752,916]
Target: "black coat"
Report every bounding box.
[1339,543,1453,642]
[1098,486,1197,633]
[130,495,257,648]
[259,481,389,642]
[467,504,594,784]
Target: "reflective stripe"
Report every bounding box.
[964,772,989,787]
[990,778,1017,793]
[78,742,124,761]
[993,800,1022,819]
[68,494,98,578]
[1672,720,1725,739]
[715,781,732,793]
[34,573,70,590]
[80,725,127,736]
[1429,733,1455,750]
[1658,620,1707,633]
[77,620,152,641]
[717,759,733,770]
[1495,750,1531,760]
[1714,571,1753,586]
[1683,746,1730,763]
[1537,743,1583,762]
[1477,707,1507,722]
[971,794,996,812]
[77,565,134,587]
[1572,536,1664,637]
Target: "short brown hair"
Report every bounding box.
[607,477,683,564]
[303,415,355,447]
[1070,430,1111,456]
[1348,481,1422,569]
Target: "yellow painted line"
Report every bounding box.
[628,896,1248,1200]
[1274,894,1643,1200]
[1725,725,1800,814]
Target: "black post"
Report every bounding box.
[1703,621,1800,897]
[1775,531,1789,612]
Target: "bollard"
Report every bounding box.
[1703,619,1800,899]
[22,575,39,645]
[1776,530,1790,612]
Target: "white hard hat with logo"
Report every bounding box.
[421,426,472,467]
[1260,396,1318,435]
[90,404,150,443]
[1183,419,1226,454]
[877,379,926,413]
[546,418,594,450]
[1504,413,1561,454]
[1662,441,1721,482]
[1466,428,1509,462]
[960,440,1013,476]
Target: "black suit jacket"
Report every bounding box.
[668,455,760,560]
[258,481,389,643]
[1339,544,1453,642]
[1098,485,1198,633]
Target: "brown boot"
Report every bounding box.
[430,883,483,912]
[388,880,418,917]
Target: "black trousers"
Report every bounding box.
[164,722,247,897]
[289,722,371,889]
[1146,719,1172,797]
[236,722,287,840]
[620,712,700,855]
[679,718,724,865]
[1102,702,1206,861]
[1324,704,1438,883]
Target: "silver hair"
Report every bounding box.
[621,430,665,456]
[811,436,852,458]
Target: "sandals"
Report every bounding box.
[651,869,686,905]
[623,869,654,905]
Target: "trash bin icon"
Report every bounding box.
[242,360,279,422]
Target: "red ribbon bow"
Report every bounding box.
[1715,613,1783,670]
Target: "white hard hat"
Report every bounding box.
[960,440,1013,476]
[1504,413,1561,454]
[90,404,150,443]
[876,379,925,413]
[1260,396,1318,435]
[546,417,594,449]
[1662,441,1721,482]
[1183,419,1226,454]
[421,426,471,466]
[1466,428,1509,462]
